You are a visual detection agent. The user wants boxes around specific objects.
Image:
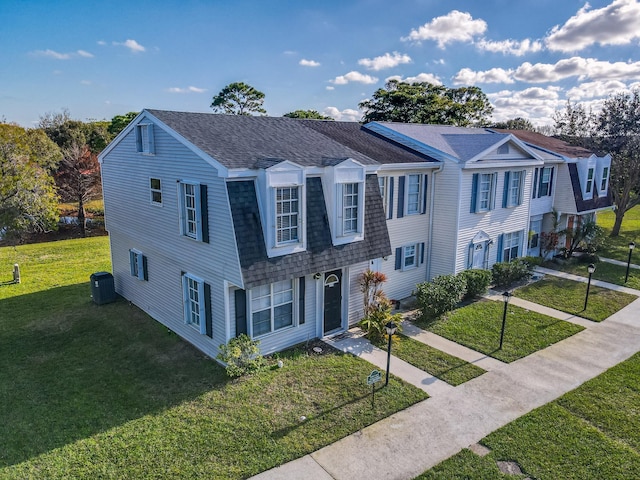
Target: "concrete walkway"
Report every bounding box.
[600,256,640,270]
[252,274,640,480]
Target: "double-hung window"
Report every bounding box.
[276,187,299,244]
[403,244,417,269]
[250,280,294,336]
[502,231,521,262]
[129,249,147,281]
[135,124,154,154]
[150,178,162,205]
[539,167,552,197]
[503,170,524,208]
[471,173,496,213]
[586,168,594,194]
[182,273,207,334]
[406,174,422,215]
[378,176,388,214]
[600,166,609,191]
[178,181,208,242]
[342,183,359,234]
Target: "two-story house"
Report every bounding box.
[99,110,438,358]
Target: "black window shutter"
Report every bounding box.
[204,283,213,338]
[420,242,425,264]
[503,171,511,208]
[470,173,479,213]
[200,184,209,243]
[548,167,554,196]
[142,255,148,281]
[532,168,538,198]
[397,176,405,218]
[538,168,544,198]
[421,175,428,214]
[395,247,402,270]
[388,177,394,219]
[234,289,247,336]
[299,276,305,324]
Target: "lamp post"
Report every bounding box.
[499,291,511,350]
[584,263,596,311]
[384,321,397,386]
[625,242,635,283]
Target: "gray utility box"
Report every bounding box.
[90,271,116,305]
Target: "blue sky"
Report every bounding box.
[3,0,640,127]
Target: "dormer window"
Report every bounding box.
[276,187,299,244]
[600,166,609,191]
[342,183,359,234]
[586,167,594,194]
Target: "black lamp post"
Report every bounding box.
[625,241,635,283]
[499,291,511,350]
[384,321,397,386]
[584,263,596,311]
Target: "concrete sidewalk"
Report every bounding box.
[600,256,640,270]
[252,278,640,480]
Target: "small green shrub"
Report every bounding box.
[491,258,534,288]
[521,255,543,266]
[359,298,403,343]
[416,274,467,320]
[217,334,264,377]
[458,269,492,299]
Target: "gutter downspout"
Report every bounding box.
[426,162,445,282]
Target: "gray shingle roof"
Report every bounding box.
[298,120,439,165]
[146,109,380,169]
[227,175,391,289]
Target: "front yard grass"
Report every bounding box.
[374,334,486,386]
[417,351,640,479]
[597,205,640,262]
[514,276,637,322]
[0,238,427,479]
[413,299,584,363]
[542,258,640,291]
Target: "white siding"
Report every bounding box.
[428,164,461,278]
[347,261,369,325]
[456,168,532,272]
[101,121,244,359]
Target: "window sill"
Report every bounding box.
[252,323,297,340]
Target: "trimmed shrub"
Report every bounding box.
[491,258,534,288]
[416,274,467,320]
[458,269,492,299]
[217,334,264,377]
[359,297,403,344]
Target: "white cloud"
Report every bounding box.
[113,39,146,53]
[167,86,207,94]
[385,73,442,85]
[488,87,563,126]
[358,52,412,71]
[31,49,93,60]
[323,107,361,121]
[476,38,543,56]
[97,40,107,46]
[514,57,640,83]
[326,86,335,91]
[402,10,487,48]
[546,0,640,52]
[299,59,320,67]
[453,67,515,85]
[565,80,629,100]
[331,71,378,85]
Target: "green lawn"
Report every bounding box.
[515,276,637,322]
[374,334,486,386]
[543,257,640,290]
[417,352,640,479]
[0,238,427,479]
[597,206,640,261]
[413,300,584,363]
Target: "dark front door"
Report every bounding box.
[323,269,342,334]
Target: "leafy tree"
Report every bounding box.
[359,80,493,126]
[552,101,597,147]
[210,82,266,115]
[108,112,139,137]
[0,124,60,242]
[57,142,102,237]
[283,109,333,120]
[491,117,535,131]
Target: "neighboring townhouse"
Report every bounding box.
[494,130,613,257]
[363,122,546,278]
[99,110,437,358]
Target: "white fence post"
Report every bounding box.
[13,264,20,284]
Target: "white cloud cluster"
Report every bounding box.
[453,67,514,85]
[546,0,640,52]
[323,106,361,121]
[331,71,378,85]
[113,39,146,53]
[358,52,412,71]
[166,86,207,94]
[31,49,94,59]
[488,87,564,125]
[402,10,487,48]
[476,38,543,56]
[385,73,442,85]
[300,59,320,67]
